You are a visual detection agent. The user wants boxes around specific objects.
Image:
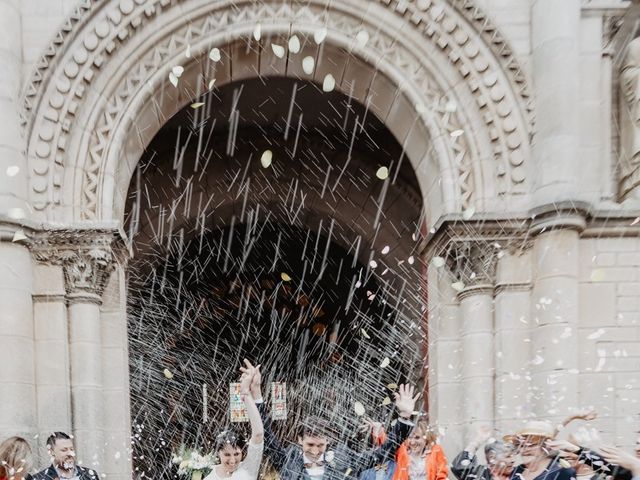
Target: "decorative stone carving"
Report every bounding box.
[447,240,499,289]
[22,0,534,222]
[620,36,640,200]
[30,230,122,301]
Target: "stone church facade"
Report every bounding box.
[0,0,639,478]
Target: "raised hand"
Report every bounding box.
[358,417,385,438]
[573,408,597,421]
[597,446,640,475]
[546,439,580,454]
[240,359,262,399]
[394,384,420,419]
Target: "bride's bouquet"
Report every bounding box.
[172,447,215,480]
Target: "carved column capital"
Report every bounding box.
[447,240,500,291]
[30,229,123,303]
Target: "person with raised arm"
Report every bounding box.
[249,367,419,480]
[204,360,264,480]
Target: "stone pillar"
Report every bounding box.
[32,231,119,472]
[0,223,36,441]
[427,264,462,455]
[529,210,583,422]
[494,249,532,434]
[101,265,132,480]
[0,0,37,443]
[451,242,497,443]
[531,0,581,204]
[33,262,72,463]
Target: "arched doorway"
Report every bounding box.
[125,77,425,477]
[21,1,533,477]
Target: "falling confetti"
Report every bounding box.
[190,102,205,109]
[163,368,174,379]
[271,44,286,58]
[253,24,261,41]
[6,165,19,177]
[322,73,336,92]
[302,56,315,75]
[280,272,292,282]
[209,48,221,62]
[355,30,370,47]
[451,281,465,292]
[462,207,475,220]
[376,166,389,180]
[380,357,390,368]
[314,26,327,44]
[353,401,366,416]
[288,35,301,54]
[431,256,445,268]
[381,245,390,255]
[169,72,179,87]
[260,149,273,168]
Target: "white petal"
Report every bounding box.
[354,401,366,416]
[355,30,369,47]
[261,150,273,168]
[271,43,286,58]
[451,281,465,292]
[322,73,336,92]
[209,48,221,62]
[253,23,261,41]
[381,245,390,255]
[169,72,179,87]
[380,357,390,369]
[462,207,475,220]
[302,56,315,75]
[314,27,327,44]
[172,65,184,77]
[288,35,301,54]
[376,166,389,179]
[6,165,19,177]
[431,256,445,268]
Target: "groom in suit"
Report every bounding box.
[245,363,419,480]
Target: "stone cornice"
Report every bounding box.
[420,202,640,259]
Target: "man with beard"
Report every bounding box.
[27,432,99,480]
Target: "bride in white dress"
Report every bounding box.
[205,360,264,480]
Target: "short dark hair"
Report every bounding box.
[485,441,511,463]
[46,432,72,449]
[297,416,335,440]
[214,429,246,453]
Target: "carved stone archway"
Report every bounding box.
[20,1,535,477]
[23,0,533,228]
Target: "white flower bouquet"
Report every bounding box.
[172,447,215,480]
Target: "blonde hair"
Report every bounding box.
[413,421,438,446]
[0,437,32,479]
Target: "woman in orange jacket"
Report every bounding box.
[359,420,448,480]
[393,421,449,480]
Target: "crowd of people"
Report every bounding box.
[1,360,639,480]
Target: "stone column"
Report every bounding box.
[451,242,498,443]
[531,0,581,204]
[101,265,132,480]
[494,248,532,434]
[0,0,37,443]
[33,262,72,464]
[529,210,583,423]
[427,264,462,454]
[32,231,119,472]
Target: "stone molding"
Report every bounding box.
[457,282,494,301]
[29,229,123,302]
[21,0,534,222]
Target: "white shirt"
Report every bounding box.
[303,454,325,480]
[205,442,264,480]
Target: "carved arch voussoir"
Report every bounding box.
[23,0,533,221]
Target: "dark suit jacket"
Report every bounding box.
[510,459,575,480]
[27,465,99,480]
[451,450,493,480]
[258,402,413,480]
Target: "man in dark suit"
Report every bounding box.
[27,432,99,480]
[248,368,419,480]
